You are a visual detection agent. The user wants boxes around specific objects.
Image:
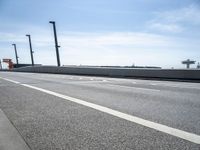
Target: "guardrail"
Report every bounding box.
[5,66,199,81]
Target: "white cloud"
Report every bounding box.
[58,32,170,47]
[1,30,199,68]
[158,4,200,24]
[0,32,25,43]
[149,23,183,33]
[148,4,200,33]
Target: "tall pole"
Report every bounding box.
[186,64,189,69]
[26,34,34,66]
[0,59,2,69]
[49,21,61,66]
[12,44,19,64]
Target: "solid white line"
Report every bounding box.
[2,77,200,144]
[1,78,20,84]
[20,84,200,144]
[108,84,160,92]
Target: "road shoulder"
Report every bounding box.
[0,109,30,150]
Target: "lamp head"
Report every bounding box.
[49,21,55,24]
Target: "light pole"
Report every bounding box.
[49,21,61,66]
[12,44,19,64]
[182,59,195,69]
[26,34,34,66]
[0,59,2,69]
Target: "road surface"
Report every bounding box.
[0,72,200,149]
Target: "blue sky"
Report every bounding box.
[0,0,200,68]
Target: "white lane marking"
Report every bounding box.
[79,77,83,80]
[102,80,107,82]
[132,82,137,84]
[1,78,20,84]
[2,78,200,144]
[90,78,94,81]
[163,84,200,90]
[108,84,160,92]
[150,82,200,90]
[150,83,157,86]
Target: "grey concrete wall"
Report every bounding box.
[11,66,200,80]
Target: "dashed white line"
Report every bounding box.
[108,84,160,92]
[150,83,157,86]
[151,83,200,90]
[1,77,200,144]
[162,84,200,90]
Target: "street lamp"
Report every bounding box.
[12,44,19,64]
[49,21,61,66]
[0,59,2,69]
[26,34,34,66]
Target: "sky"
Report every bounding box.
[0,0,200,69]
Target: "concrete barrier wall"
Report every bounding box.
[10,66,200,80]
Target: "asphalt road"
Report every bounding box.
[0,72,200,149]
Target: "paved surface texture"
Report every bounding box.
[0,72,200,149]
[0,109,30,150]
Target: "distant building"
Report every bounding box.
[182,59,196,69]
